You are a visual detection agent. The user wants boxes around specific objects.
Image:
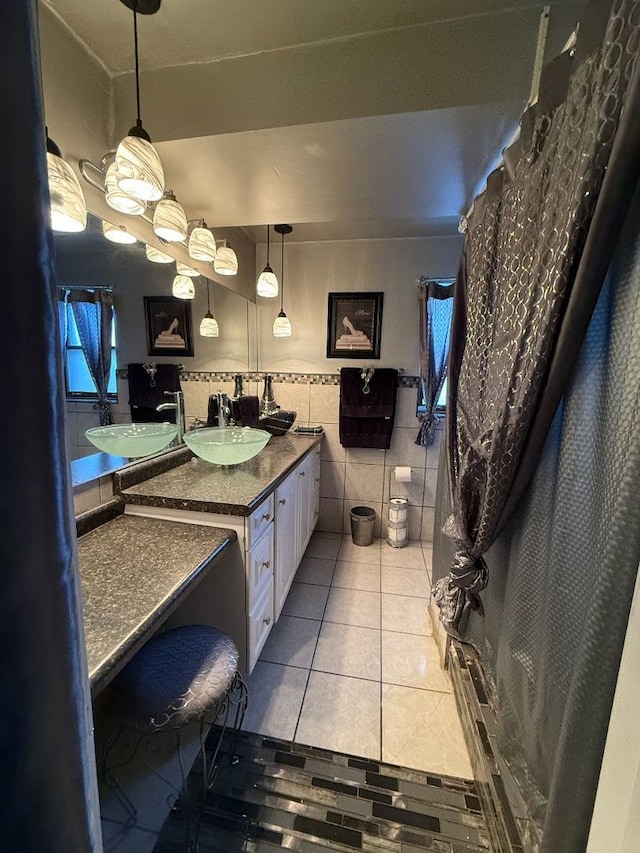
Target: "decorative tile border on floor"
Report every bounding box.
[153,729,491,852]
[448,640,540,853]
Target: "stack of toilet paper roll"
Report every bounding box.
[387,496,409,548]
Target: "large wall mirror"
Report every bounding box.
[53,213,255,468]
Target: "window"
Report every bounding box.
[59,292,118,400]
[417,287,454,414]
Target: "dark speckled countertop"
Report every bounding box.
[77,514,237,696]
[120,434,321,516]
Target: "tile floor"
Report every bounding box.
[242,533,473,779]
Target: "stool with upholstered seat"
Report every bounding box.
[102,624,248,849]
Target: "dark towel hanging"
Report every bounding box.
[128,363,182,423]
[339,367,398,449]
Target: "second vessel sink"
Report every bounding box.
[85,423,179,457]
[184,426,270,465]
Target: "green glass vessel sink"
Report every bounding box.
[183,426,270,465]
[85,423,179,457]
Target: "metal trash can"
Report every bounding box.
[350,506,376,546]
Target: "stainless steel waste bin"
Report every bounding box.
[350,506,376,546]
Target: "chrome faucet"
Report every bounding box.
[215,392,232,428]
[156,390,185,444]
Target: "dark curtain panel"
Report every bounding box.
[432,180,640,852]
[0,1,101,851]
[68,289,114,425]
[435,0,640,636]
[415,279,454,447]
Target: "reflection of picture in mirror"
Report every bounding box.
[144,296,194,357]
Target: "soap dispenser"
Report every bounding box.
[260,374,279,415]
[233,373,244,398]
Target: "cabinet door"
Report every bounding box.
[275,472,297,620]
[295,455,311,565]
[309,445,321,536]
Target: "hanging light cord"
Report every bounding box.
[207,282,211,313]
[133,2,142,126]
[266,225,271,266]
[280,229,285,311]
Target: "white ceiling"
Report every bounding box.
[42,0,584,242]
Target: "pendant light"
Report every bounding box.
[46,132,87,233]
[172,274,195,300]
[257,225,279,297]
[214,239,238,276]
[176,259,199,277]
[153,190,188,242]
[114,2,164,202]
[102,221,137,244]
[273,224,292,337]
[146,243,173,263]
[188,220,217,262]
[105,159,145,215]
[200,282,220,337]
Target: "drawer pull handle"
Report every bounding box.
[262,513,271,521]
[300,471,305,477]
[262,560,270,569]
[315,478,320,483]
[263,616,271,626]
[279,498,286,505]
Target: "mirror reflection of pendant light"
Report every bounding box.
[46,132,87,233]
[257,225,278,297]
[214,239,238,276]
[146,243,173,263]
[188,220,217,262]
[114,3,164,202]
[102,221,137,244]
[172,274,195,299]
[153,190,188,242]
[105,159,145,215]
[273,224,292,337]
[200,281,220,337]
[176,259,199,277]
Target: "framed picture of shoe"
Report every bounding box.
[144,296,194,357]
[326,291,383,359]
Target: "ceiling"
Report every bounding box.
[42,0,584,242]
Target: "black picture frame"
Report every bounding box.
[326,292,383,359]
[144,296,194,357]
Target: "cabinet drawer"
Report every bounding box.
[248,576,274,673]
[247,493,275,550]
[247,521,274,607]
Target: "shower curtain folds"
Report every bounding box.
[436,0,640,637]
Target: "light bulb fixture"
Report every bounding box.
[114,2,164,201]
[188,220,217,262]
[102,221,137,244]
[153,190,188,242]
[200,281,220,337]
[146,243,173,263]
[257,224,279,297]
[105,159,146,215]
[172,274,195,300]
[176,259,199,277]
[46,133,87,233]
[213,239,238,276]
[273,224,292,337]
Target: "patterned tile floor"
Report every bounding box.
[242,533,472,778]
[153,729,490,852]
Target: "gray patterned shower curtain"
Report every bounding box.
[434,0,640,636]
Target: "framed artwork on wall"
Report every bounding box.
[326,291,383,359]
[144,296,194,357]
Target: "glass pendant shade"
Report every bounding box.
[257,265,279,298]
[172,274,195,299]
[153,192,187,242]
[199,312,219,337]
[105,162,146,215]
[146,243,173,263]
[176,260,199,277]
[102,221,137,244]
[188,225,217,262]
[213,241,238,276]
[114,134,164,202]
[46,150,87,233]
[273,310,292,338]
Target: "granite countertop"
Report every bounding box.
[77,514,237,696]
[120,433,321,516]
